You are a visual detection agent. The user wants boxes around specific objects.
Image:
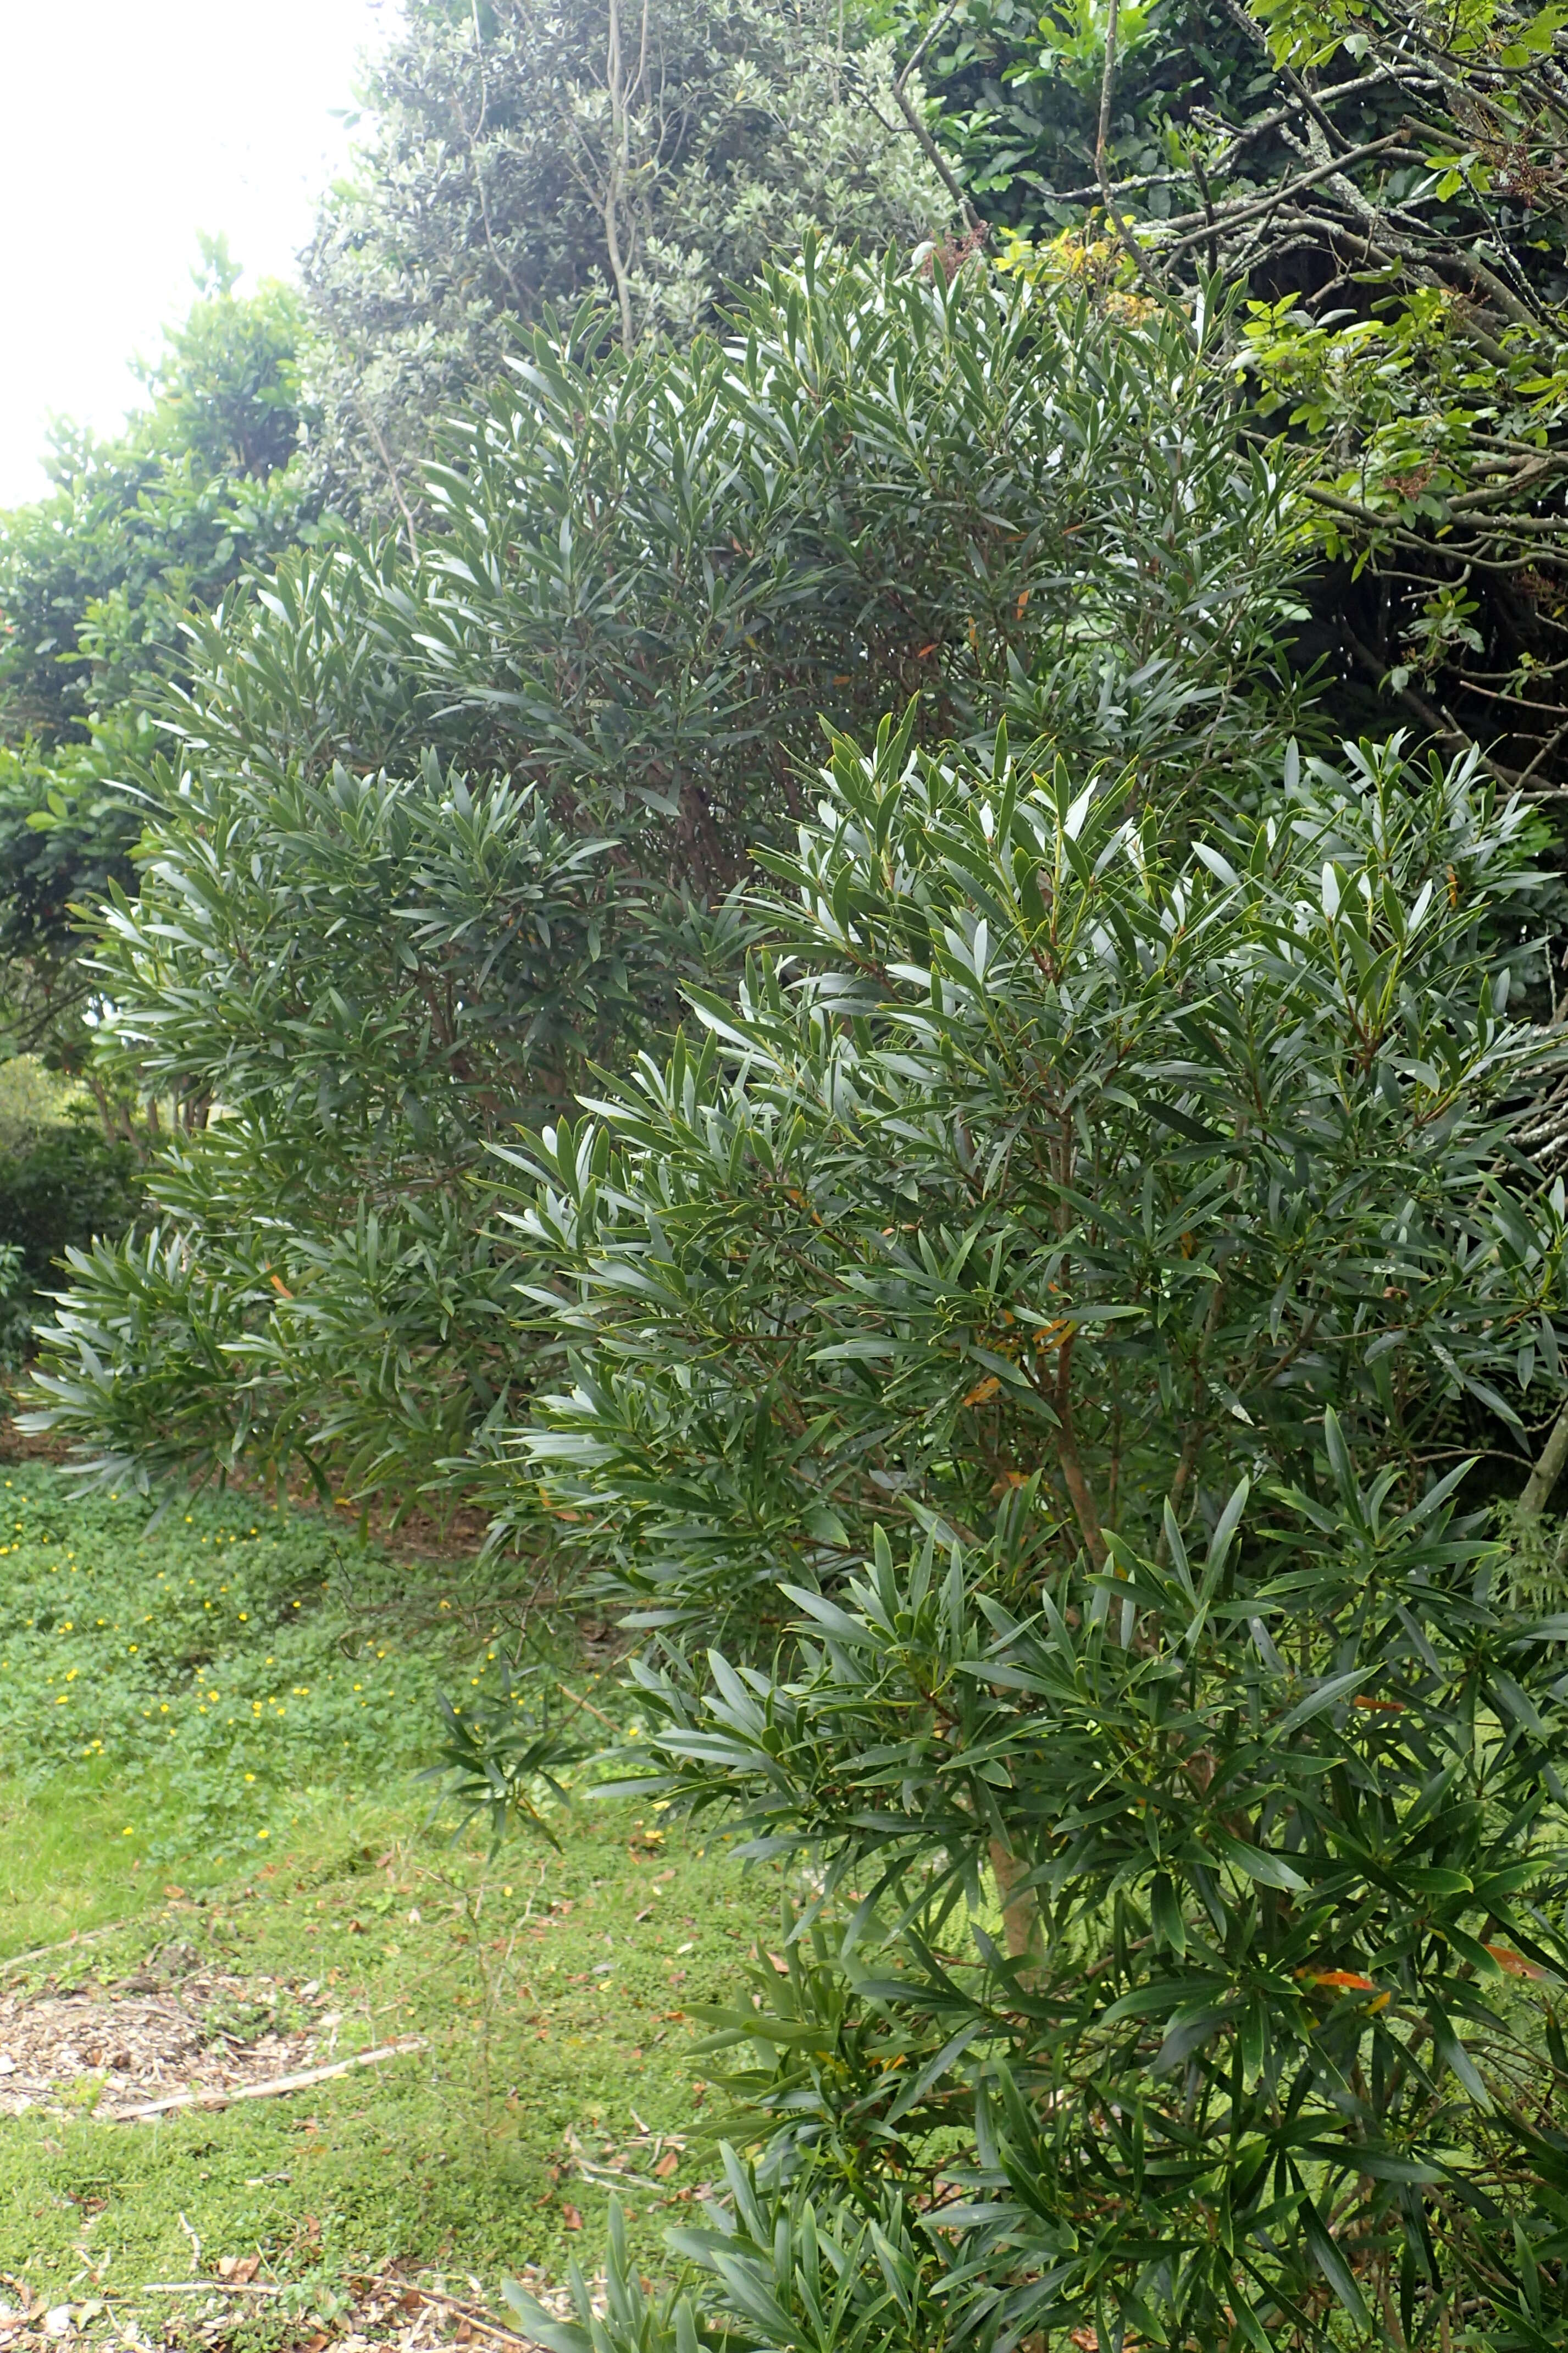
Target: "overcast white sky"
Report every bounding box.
[0,0,400,508]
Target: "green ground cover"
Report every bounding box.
[0,1470,751,2338]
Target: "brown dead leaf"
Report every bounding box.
[562,2205,583,2232]
[653,2150,680,2179]
[1487,1943,1547,1979]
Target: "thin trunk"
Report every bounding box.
[358,395,419,562]
[891,0,984,237]
[1155,1277,1226,1566]
[989,1837,1041,1968]
[1519,1394,1568,1522]
[1096,0,1167,297]
[1052,1328,1107,1568]
[603,0,648,353]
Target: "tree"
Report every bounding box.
[503,716,1568,2348]
[301,0,953,522]
[30,250,1317,1509]
[0,240,308,753]
[0,242,314,1073]
[904,0,1568,796]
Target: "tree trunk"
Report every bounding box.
[1518,1396,1568,1523]
[989,1838,1041,1967]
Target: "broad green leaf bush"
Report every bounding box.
[907,0,1568,793]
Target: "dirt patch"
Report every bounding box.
[0,1961,330,2120]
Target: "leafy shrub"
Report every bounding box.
[498,717,1568,2345]
[510,719,1563,1615]
[27,759,663,1501]
[32,250,1317,1510]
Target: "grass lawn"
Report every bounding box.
[0,1467,755,2343]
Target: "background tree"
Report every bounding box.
[301,0,952,523]
[0,240,314,1074]
[905,0,1568,797]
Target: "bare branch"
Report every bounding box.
[893,0,985,237]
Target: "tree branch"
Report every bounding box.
[893,0,985,237]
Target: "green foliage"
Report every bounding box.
[27,750,669,1501]
[32,248,1313,1510]
[0,245,315,1068]
[480,715,1568,2343]
[615,1484,1568,2346]
[0,724,150,1065]
[0,1114,142,1342]
[507,718,1562,1612]
[433,1653,596,1848]
[301,0,950,516]
[412,248,1308,875]
[0,1244,24,1378]
[0,242,309,752]
[905,0,1568,789]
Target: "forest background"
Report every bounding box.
[4,0,1568,2345]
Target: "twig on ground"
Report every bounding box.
[138,2284,282,2298]
[107,2035,428,2120]
[0,1922,130,1978]
[366,2277,545,2350]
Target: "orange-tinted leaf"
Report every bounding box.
[1486,1943,1546,1979]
